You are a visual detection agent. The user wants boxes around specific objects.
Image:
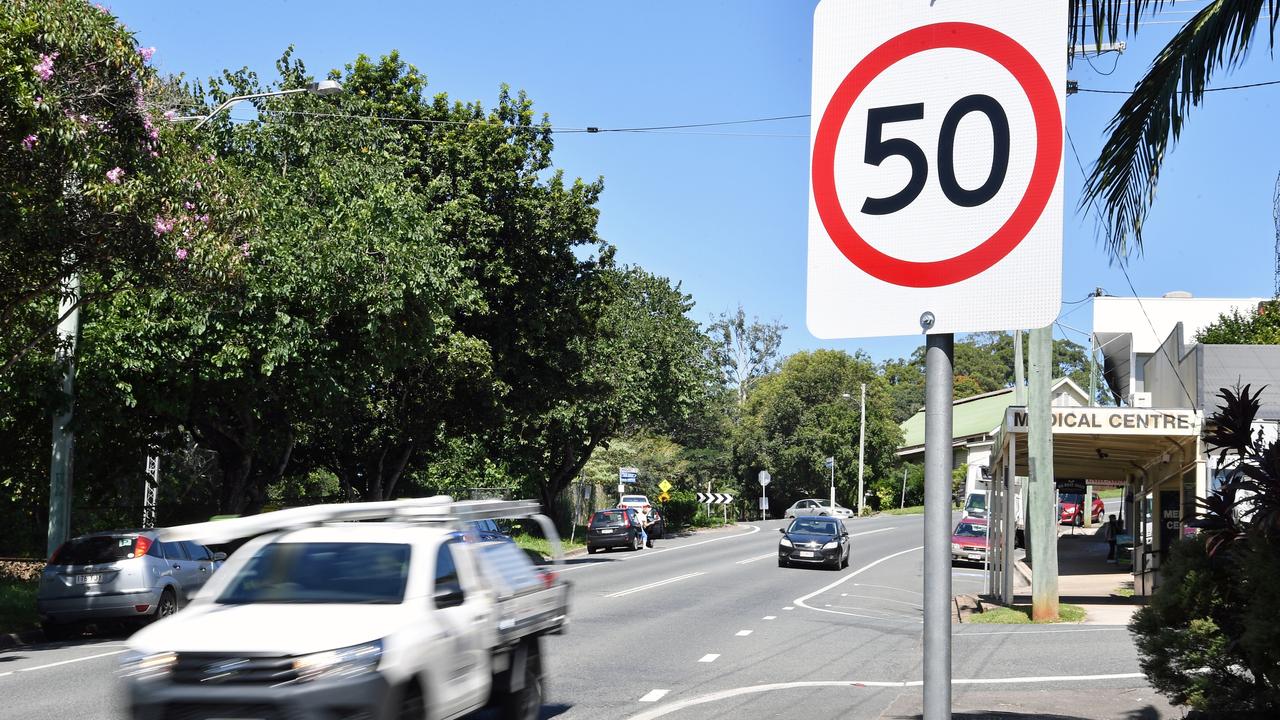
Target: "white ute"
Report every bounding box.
[119,498,570,720]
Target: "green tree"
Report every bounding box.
[1070,1,1280,257]
[736,350,902,510]
[708,305,786,406]
[1196,301,1280,345]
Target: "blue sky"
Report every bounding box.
[110,0,1279,363]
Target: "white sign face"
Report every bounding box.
[758,470,772,486]
[808,0,1066,338]
[1005,407,1201,437]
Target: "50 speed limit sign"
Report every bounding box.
[807,0,1066,339]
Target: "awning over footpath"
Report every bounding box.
[995,406,1202,483]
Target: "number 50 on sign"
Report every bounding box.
[807,0,1066,339]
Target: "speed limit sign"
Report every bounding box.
[807,0,1066,339]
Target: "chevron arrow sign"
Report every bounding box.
[696,493,734,504]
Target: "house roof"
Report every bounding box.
[899,378,1086,450]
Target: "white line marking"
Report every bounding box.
[848,527,896,538]
[793,546,924,623]
[15,649,127,673]
[839,594,923,609]
[638,689,669,703]
[557,525,761,573]
[697,654,720,663]
[624,675,1148,720]
[736,552,777,564]
[735,630,753,636]
[605,572,705,598]
[854,582,923,596]
[762,615,776,620]
[0,672,11,679]
[782,606,794,610]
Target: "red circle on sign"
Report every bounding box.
[811,22,1062,288]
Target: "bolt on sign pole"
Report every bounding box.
[924,331,954,718]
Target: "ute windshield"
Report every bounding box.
[218,542,410,605]
[953,522,986,538]
[787,518,839,536]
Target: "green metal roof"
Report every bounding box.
[899,388,1014,450]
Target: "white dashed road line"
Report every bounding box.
[605,572,706,598]
[736,552,777,564]
[557,525,762,573]
[735,630,753,636]
[10,649,128,674]
[762,615,777,620]
[697,654,720,663]
[847,527,896,538]
[638,689,669,703]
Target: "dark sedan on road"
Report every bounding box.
[586,508,646,553]
[778,516,849,569]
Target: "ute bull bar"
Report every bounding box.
[155,496,565,565]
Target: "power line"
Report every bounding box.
[1077,78,1280,94]
[1064,127,1197,407]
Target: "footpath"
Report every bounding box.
[1016,523,1140,625]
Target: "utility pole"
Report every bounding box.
[923,332,953,718]
[47,268,81,558]
[857,382,866,516]
[900,466,908,509]
[1028,325,1059,620]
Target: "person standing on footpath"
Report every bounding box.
[1102,513,1120,562]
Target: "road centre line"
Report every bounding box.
[605,572,705,598]
[762,615,777,620]
[557,525,761,573]
[11,649,128,674]
[793,545,924,623]
[624,675,1147,720]
[735,630,752,636]
[854,582,923,596]
[638,689,669,703]
[697,654,720,663]
[736,552,776,564]
[847,527,896,537]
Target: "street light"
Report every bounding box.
[843,385,867,516]
[168,80,345,129]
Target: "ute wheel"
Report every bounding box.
[587,546,598,555]
[397,681,425,720]
[154,588,178,621]
[497,638,544,720]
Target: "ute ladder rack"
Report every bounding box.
[155,496,564,564]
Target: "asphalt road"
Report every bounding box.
[0,513,1169,720]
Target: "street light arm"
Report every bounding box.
[193,87,308,129]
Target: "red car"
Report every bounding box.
[1058,492,1104,526]
[951,517,988,564]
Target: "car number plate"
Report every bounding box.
[599,528,613,533]
[798,551,815,558]
[76,574,103,584]
[968,554,982,560]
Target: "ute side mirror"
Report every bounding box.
[778,528,786,534]
[212,552,227,562]
[433,581,466,609]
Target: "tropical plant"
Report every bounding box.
[1070,1,1280,257]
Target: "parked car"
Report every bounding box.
[617,494,665,538]
[784,498,854,519]
[951,517,988,564]
[586,508,646,553]
[777,516,850,569]
[462,518,511,543]
[1058,492,1104,526]
[37,530,225,640]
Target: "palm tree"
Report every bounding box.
[1070,1,1279,259]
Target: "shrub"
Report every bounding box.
[661,490,700,530]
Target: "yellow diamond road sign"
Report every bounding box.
[658,492,671,502]
[658,480,672,492]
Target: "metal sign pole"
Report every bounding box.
[924,332,953,720]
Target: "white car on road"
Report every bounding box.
[120,499,569,720]
[784,498,855,519]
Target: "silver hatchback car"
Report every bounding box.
[36,530,224,640]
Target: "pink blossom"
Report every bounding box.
[183,201,195,210]
[153,216,174,235]
[175,248,188,261]
[194,180,202,190]
[106,167,124,184]
[138,47,156,63]
[240,242,251,258]
[33,52,57,82]
[148,127,159,141]
[21,134,37,151]
[206,154,216,165]
[34,96,42,105]
[94,3,111,13]
[149,150,159,158]
[163,109,176,121]
[197,214,210,225]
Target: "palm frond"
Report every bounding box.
[1072,0,1279,259]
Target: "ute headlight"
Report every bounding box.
[779,538,793,548]
[292,640,383,683]
[119,650,177,682]
[822,541,838,550]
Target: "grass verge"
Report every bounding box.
[967,602,1087,624]
[1098,488,1124,499]
[513,533,586,560]
[0,576,39,635]
[879,505,926,516]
